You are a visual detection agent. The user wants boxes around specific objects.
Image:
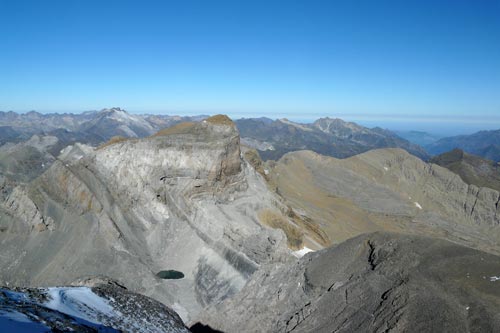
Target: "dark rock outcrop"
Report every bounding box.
[430,148,500,192]
[0,283,189,332]
[199,232,500,332]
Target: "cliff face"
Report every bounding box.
[0,116,293,323]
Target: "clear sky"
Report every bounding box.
[1,0,499,129]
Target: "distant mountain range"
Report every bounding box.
[3,108,499,164]
[236,117,430,160]
[0,108,208,200]
[0,110,433,163]
[426,129,500,162]
[0,108,207,147]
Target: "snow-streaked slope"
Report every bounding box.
[45,287,114,324]
[0,285,189,333]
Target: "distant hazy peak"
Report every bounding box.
[313,117,366,133]
[25,110,42,116]
[426,128,500,161]
[96,107,151,123]
[100,107,124,113]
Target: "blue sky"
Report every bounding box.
[0,0,499,130]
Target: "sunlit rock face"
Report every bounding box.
[0,115,292,323]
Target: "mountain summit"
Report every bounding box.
[0,115,297,323]
[79,107,156,141]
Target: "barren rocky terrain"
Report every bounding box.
[265,149,500,255]
[199,232,500,332]
[0,115,298,324]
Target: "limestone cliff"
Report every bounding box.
[0,115,294,323]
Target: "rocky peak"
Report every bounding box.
[99,107,124,114]
[313,117,366,134]
[204,114,235,127]
[0,113,294,323]
[79,107,155,140]
[96,107,135,120]
[25,110,42,117]
[97,107,140,122]
[96,114,242,189]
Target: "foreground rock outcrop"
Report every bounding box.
[0,282,189,332]
[199,232,500,332]
[0,115,295,322]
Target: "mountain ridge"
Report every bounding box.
[236,117,430,161]
[426,129,500,161]
[263,147,500,255]
[430,148,500,192]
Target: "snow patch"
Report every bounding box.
[414,202,422,209]
[2,289,27,302]
[1,310,33,323]
[293,246,314,258]
[45,287,113,324]
[0,310,49,332]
